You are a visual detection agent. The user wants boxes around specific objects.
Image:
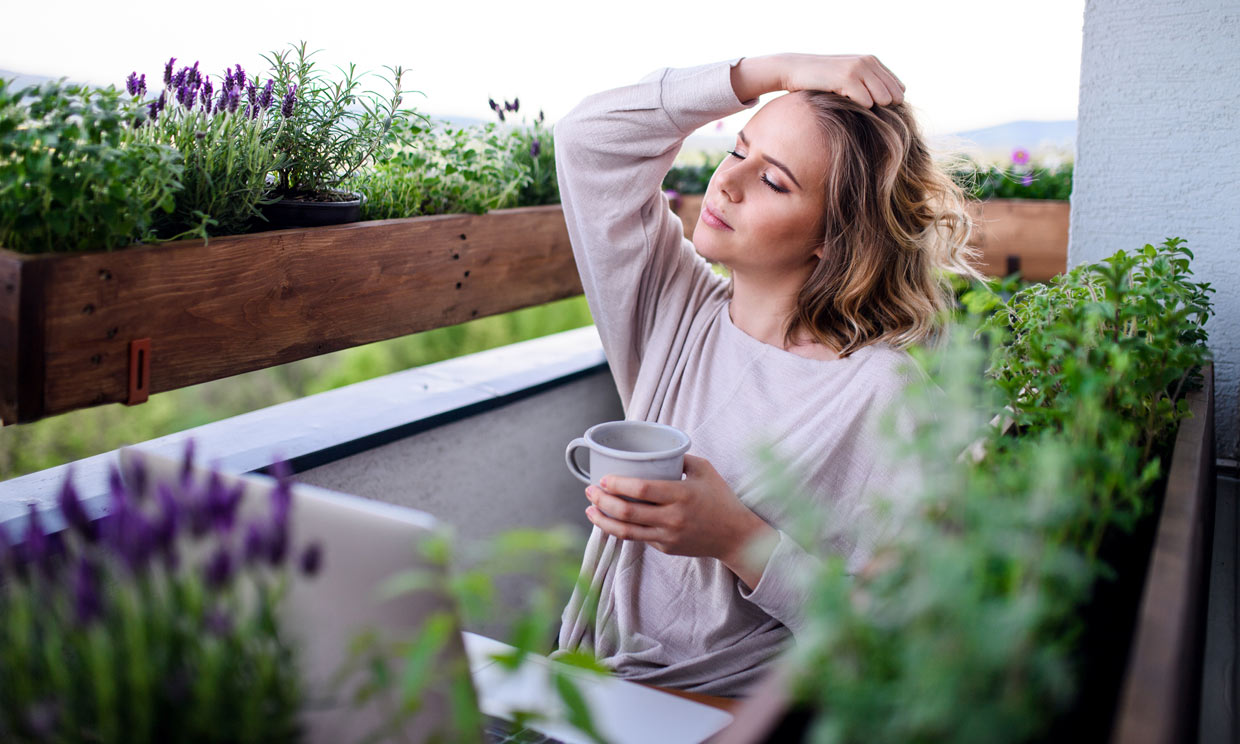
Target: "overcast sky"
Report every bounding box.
[3,0,1085,137]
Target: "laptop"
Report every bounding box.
[118,446,734,744]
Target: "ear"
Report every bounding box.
[813,245,824,260]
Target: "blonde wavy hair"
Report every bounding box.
[775,90,984,357]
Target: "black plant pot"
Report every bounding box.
[259,191,366,230]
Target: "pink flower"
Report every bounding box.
[1021,173,1034,186]
[1012,148,1031,166]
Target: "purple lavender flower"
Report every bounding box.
[234,64,246,88]
[280,84,297,118]
[126,72,141,96]
[58,471,97,542]
[538,109,545,124]
[172,66,188,90]
[243,522,267,565]
[512,97,520,113]
[247,81,258,113]
[200,78,214,112]
[73,556,103,625]
[224,66,234,90]
[205,606,233,636]
[164,57,177,88]
[187,61,201,89]
[152,484,180,555]
[203,545,233,590]
[207,481,243,534]
[530,138,541,159]
[258,79,274,110]
[497,108,506,122]
[1011,148,1031,166]
[184,84,198,110]
[488,98,499,112]
[157,92,167,113]
[148,100,160,121]
[1021,173,1034,187]
[299,542,323,577]
[23,504,51,574]
[179,439,196,487]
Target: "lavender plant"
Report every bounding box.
[0,79,182,254]
[262,41,423,199]
[126,58,289,239]
[489,98,559,207]
[0,442,322,743]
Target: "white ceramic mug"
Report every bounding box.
[565,421,691,498]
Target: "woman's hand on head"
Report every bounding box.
[584,454,780,589]
[732,53,906,109]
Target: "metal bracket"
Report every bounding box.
[127,338,151,406]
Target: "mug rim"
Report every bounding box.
[583,420,691,462]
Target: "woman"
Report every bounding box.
[552,54,980,697]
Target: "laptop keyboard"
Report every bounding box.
[482,714,564,744]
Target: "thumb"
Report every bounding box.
[682,454,711,476]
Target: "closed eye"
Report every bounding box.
[726,150,789,194]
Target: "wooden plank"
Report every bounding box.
[1112,363,1216,744]
[7,205,581,423]
[673,195,1069,281]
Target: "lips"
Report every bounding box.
[701,203,733,231]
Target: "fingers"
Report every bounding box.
[852,56,904,108]
[586,486,660,526]
[597,474,672,504]
[586,505,660,543]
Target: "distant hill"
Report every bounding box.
[931,119,1076,158]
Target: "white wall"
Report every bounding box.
[1071,0,1240,458]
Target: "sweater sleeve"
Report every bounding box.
[553,59,758,412]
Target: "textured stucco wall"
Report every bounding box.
[1071,0,1240,457]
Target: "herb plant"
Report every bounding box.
[767,237,1212,743]
[262,41,422,199]
[0,79,182,254]
[127,58,289,239]
[0,442,322,743]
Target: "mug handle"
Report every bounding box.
[565,438,592,485]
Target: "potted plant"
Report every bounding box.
[259,41,421,228]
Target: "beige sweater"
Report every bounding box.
[552,58,920,697]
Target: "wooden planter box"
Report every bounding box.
[0,195,1068,426]
[716,363,1217,744]
[671,194,1069,282]
[0,206,582,425]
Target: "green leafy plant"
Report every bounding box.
[0,443,321,742]
[764,237,1212,743]
[949,149,1074,201]
[662,153,724,195]
[125,59,288,239]
[353,118,531,219]
[344,525,608,743]
[262,41,423,199]
[0,79,182,254]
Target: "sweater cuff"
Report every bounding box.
[736,529,818,634]
[658,57,758,136]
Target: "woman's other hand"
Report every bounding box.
[731,53,906,109]
[584,454,780,589]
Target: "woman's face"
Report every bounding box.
[692,94,830,281]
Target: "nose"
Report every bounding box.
[717,163,742,203]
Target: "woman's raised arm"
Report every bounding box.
[730,53,906,108]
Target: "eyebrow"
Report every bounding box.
[737,130,803,189]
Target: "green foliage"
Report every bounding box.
[949,155,1074,201]
[0,79,182,254]
[354,119,531,219]
[662,153,724,195]
[262,41,424,196]
[351,525,607,743]
[773,237,1213,743]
